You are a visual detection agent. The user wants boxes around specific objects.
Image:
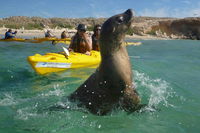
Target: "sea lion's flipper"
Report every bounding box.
[119,88,141,110]
[68,72,98,102]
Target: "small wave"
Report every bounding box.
[0,93,18,106]
[38,85,64,97]
[129,56,141,59]
[16,107,38,120]
[134,71,174,110]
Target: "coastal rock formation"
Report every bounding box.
[151,17,200,40]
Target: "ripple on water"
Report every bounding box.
[0,93,18,106]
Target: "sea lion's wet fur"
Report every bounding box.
[69,9,140,115]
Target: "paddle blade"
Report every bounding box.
[62,47,70,56]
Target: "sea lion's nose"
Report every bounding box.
[125,9,133,17]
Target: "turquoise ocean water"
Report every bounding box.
[0,40,199,133]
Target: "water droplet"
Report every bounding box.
[82,115,87,118]
[56,84,59,87]
[98,125,101,128]
[34,103,38,107]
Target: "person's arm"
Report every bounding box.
[68,36,74,51]
[13,31,17,34]
[12,31,17,37]
[8,32,15,37]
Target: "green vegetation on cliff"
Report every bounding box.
[0,16,106,31]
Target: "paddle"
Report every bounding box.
[62,47,70,58]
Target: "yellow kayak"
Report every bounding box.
[28,37,57,43]
[54,38,71,41]
[125,42,142,46]
[53,40,71,45]
[0,38,26,42]
[0,37,71,43]
[27,50,101,75]
[52,38,71,45]
[27,38,71,43]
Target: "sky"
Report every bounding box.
[0,0,200,18]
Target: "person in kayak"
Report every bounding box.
[92,24,101,51]
[5,29,17,39]
[61,30,69,39]
[69,24,92,55]
[45,30,56,38]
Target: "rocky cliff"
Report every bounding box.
[150,17,200,39]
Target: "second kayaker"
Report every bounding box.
[5,29,17,39]
[61,30,69,39]
[92,24,101,51]
[45,30,56,38]
[69,24,92,55]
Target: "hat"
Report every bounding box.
[77,24,87,31]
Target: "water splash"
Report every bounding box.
[16,107,38,120]
[134,70,174,110]
[0,93,18,106]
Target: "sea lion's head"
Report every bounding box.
[99,9,133,54]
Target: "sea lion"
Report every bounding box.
[69,9,140,115]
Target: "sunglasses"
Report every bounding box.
[96,28,101,31]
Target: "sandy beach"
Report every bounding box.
[0,28,76,39]
[0,28,168,40]
[126,34,169,40]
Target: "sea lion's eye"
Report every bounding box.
[116,16,124,24]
